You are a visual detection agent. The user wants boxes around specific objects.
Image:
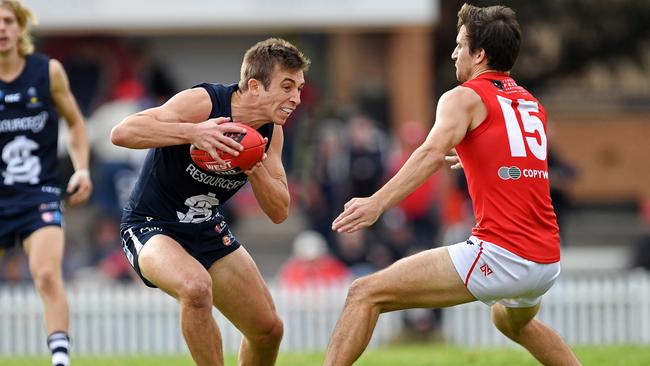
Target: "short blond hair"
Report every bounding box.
[0,0,37,56]
[239,38,310,92]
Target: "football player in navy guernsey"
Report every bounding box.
[111,38,310,365]
[0,1,92,366]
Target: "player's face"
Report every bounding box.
[259,67,305,125]
[0,7,20,55]
[451,26,473,83]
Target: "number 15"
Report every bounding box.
[497,95,547,160]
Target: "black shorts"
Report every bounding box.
[120,214,240,288]
[0,201,62,249]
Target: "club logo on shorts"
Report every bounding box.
[41,211,61,224]
[215,221,227,234]
[498,166,521,180]
[222,235,232,246]
[480,263,493,276]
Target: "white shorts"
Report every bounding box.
[447,236,561,308]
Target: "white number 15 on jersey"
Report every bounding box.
[497,95,547,161]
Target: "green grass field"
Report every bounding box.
[1,345,648,365]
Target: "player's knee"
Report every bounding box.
[346,276,375,305]
[32,266,61,294]
[178,275,213,309]
[492,308,521,342]
[249,314,283,347]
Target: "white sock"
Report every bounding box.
[47,331,70,366]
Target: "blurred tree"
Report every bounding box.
[435,0,650,94]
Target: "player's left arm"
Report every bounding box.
[245,124,289,224]
[50,59,93,206]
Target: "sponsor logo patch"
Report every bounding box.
[41,211,61,224]
[215,221,227,234]
[480,263,493,276]
[222,235,232,246]
[498,166,521,180]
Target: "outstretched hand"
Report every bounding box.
[191,117,246,165]
[445,149,463,170]
[331,197,382,233]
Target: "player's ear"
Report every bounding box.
[474,48,487,65]
[248,78,261,96]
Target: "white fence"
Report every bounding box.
[2,271,650,355]
[0,281,402,356]
[443,269,650,346]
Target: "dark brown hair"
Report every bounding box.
[457,3,521,71]
[238,38,311,91]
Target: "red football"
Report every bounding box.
[190,122,265,174]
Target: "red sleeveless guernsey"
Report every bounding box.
[455,72,560,263]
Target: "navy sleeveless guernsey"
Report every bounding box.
[122,83,273,226]
[0,54,61,215]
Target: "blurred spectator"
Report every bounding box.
[86,78,150,216]
[439,169,473,245]
[548,143,577,246]
[387,121,441,248]
[299,121,349,246]
[88,214,133,283]
[0,247,30,283]
[277,230,350,289]
[334,230,375,278]
[633,198,650,270]
[379,209,420,259]
[346,114,387,199]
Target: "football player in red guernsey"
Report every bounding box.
[325,4,581,366]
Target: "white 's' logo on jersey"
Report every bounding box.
[2,135,41,185]
[176,192,220,223]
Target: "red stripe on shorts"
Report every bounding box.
[464,241,484,286]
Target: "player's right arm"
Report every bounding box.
[332,85,484,233]
[110,88,245,161]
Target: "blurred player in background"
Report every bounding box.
[112,38,310,366]
[324,4,581,366]
[0,1,92,366]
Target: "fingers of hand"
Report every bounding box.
[218,135,243,152]
[332,213,366,233]
[212,117,232,125]
[67,182,92,206]
[244,161,264,175]
[207,148,226,163]
[214,118,247,134]
[343,198,357,210]
[213,140,241,157]
[332,205,363,232]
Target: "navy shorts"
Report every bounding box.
[0,201,63,249]
[120,214,241,288]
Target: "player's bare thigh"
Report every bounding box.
[138,234,211,298]
[357,246,476,312]
[208,246,279,335]
[23,226,65,268]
